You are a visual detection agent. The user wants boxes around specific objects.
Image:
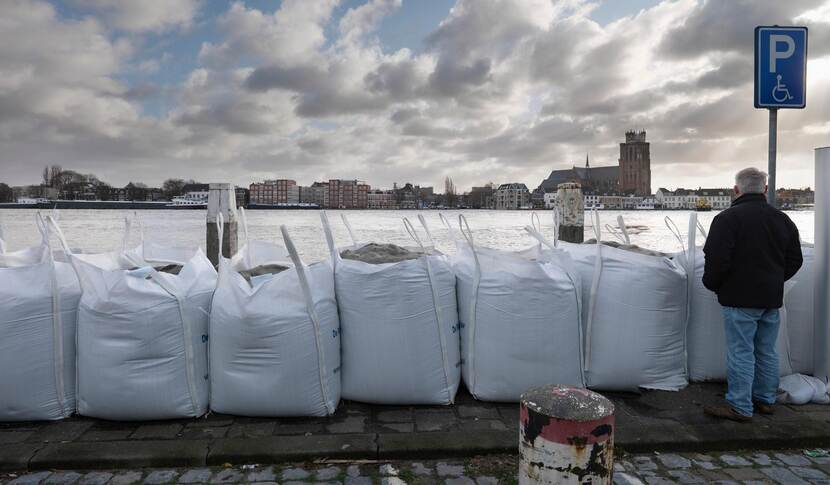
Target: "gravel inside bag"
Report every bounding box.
[238,264,290,285]
[155,264,183,275]
[340,243,424,264]
[126,264,184,278]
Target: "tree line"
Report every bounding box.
[0,165,201,202]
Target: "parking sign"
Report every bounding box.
[755,26,808,109]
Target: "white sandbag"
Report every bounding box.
[210,214,340,416]
[452,214,584,402]
[323,213,460,405]
[48,216,216,421]
[0,214,79,421]
[561,212,687,392]
[677,214,794,381]
[784,243,815,375]
[778,373,830,405]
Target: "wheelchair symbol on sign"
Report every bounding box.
[772,74,794,102]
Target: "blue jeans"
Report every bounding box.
[722,307,780,416]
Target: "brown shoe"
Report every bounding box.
[754,401,775,415]
[704,404,753,423]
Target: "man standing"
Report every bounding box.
[702,167,803,422]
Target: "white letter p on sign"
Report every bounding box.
[770,34,795,73]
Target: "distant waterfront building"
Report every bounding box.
[543,191,557,209]
[776,188,814,207]
[367,189,396,209]
[619,130,651,196]
[494,183,530,210]
[249,179,297,205]
[299,182,328,207]
[327,179,369,209]
[655,188,734,209]
[468,185,496,209]
[235,187,249,208]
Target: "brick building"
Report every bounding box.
[619,130,651,196]
[249,179,297,205]
[327,179,369,209]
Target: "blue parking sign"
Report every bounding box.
[755,26,807,109]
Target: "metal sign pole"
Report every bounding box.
[767,108,778,206]
[815,146,830,381]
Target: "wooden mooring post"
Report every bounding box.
[206,183,238,266]
[556,182,584,243]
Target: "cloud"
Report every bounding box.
[72,0,201,33]
[1,0,829,193]
[659,0,826,59]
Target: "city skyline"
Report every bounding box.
[1,1,829,192]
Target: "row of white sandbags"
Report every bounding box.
[0,210,697,421]
[1,210,817,422]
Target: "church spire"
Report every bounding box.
[585,152,589,169]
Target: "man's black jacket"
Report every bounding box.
[702,193,803,309]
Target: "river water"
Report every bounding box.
[0,209,816,263]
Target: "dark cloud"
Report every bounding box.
[174,100,277,135]
[244,64,328,93]
[427,58,492,97]
[659,0,825,59]
[364,60,421,98]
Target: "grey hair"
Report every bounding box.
[735,167,767,194]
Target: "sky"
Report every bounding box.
[1,0,829,193]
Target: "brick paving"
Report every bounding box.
[3,450,830,485]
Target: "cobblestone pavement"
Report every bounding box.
[4,450,830,485]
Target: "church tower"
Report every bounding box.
[619,130,651,195]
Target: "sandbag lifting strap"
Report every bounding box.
[551,208,560,246]
[122,211,144,253]
[584,209,603,374]
[524,225,586,385]
[605,215,630,245]
[404,217,454,403]
[40,214,68,417]
[682,213,699,378]
[320,211,339,266]
[438,213,458,242]
[340,213,359,248]
[238,206,250,247]
[417,214,436,249]
[0,215,6,254]
[458,214,482,396]
[281,224,335,414]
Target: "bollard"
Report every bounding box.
[556,183,584,243]
[519,385,615,485]
[206,183,238,267]
[815,147,830,380]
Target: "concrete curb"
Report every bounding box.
[29,440,208,470]
[377,431,517,459]
[5,427,830,471]
[206,434,377,465]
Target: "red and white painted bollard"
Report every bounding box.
[519,385,615,484]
